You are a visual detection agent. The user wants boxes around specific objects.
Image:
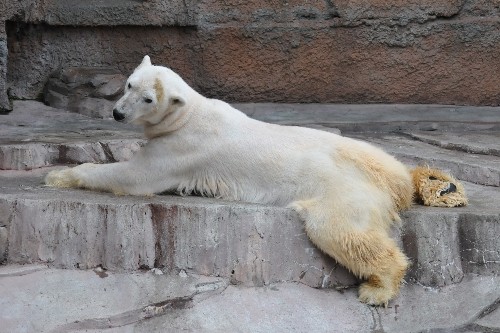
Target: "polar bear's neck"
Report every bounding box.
[144,99,198,139]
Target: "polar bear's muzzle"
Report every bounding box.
[113,108,126,122]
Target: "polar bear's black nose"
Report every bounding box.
[439,183,457,196]
[113,109,125,121]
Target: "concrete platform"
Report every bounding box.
[0,101,499,332]
[1,169,500,288]
[356,133,500,186]
[0,167,356,289]
[0,265,498,333]
[0,101,143,170]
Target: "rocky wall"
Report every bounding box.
[1,0,500,111]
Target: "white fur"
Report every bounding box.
[45,56,413,306]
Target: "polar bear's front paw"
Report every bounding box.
[45,168,82,189]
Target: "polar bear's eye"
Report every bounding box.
[128,83,132,89]
[144,98,153,104]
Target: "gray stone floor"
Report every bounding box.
[0,101,499,332]
[0,265,498,333]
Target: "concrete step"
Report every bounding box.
[356,133,500,186]
[405,131,500,157]
[1,169,499,289]
[235,103,500,132]
[0,168,354,289]
[1,264,499,333]
[0,101,144,170]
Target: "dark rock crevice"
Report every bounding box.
[50,294,195,333]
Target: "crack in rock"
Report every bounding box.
[0,264,48,278]
[49,276,229,332]
[50,294,194,333]
[417,295,500,333]
[476,296,500,321]
[368,305,386,333]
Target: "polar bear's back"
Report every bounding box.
[238,118,412,211]
[178,99,412,211]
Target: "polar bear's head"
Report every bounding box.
[113,56,191,135]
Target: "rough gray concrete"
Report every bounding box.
[476,305,500,331]
[459,213,500,277]
[0,101,144,170]
[406,131,500,157]
[132,275,500,333]
[360,134,500,187]
[2,101,499,170]
[2,169,499,288]
[236,103,500,132]
[0,169,356,289]
[401,212,464,287]
[0,265,227,333]
[0,265,498,333]
[0,35,9,112]
[0,226,7,263]
[0,140,144,170]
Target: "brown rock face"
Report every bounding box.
[2,1,500,107]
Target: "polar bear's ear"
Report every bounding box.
[170,95,186,108]
[135,55,152,72]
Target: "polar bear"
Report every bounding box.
[45,56,466,306]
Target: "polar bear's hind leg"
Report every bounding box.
[294,197,409,306]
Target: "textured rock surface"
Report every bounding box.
[2,1,500,108]
[3,101,500,170]
[0,170,356,288]
[401,212,464,286]
[236,103,500,132]
[0,36,9,112]
[0,0,195,28]
[134,276,500,333]
[406,131,500,157]
[44,68,127,118]
[2,170,498,288]
[406,182,500,284]
[0,226,7,263]
[0,265,228,333]
[0,101,144,169]
[358,134,500,186]
[476,305,500,331]
[0,265,499,333]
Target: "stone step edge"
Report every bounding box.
[1,134,498,189]
[0,139,145,170]
[358,135,500,187]
[1,184,498,289]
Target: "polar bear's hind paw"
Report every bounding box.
[358,280,394,307]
